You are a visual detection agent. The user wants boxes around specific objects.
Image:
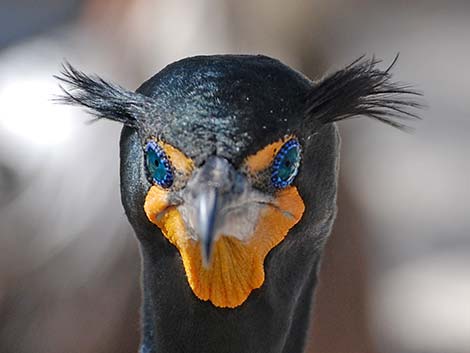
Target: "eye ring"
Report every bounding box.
[145,140,174,188]
[271,139,301,189]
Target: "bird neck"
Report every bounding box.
[137,240,322,353]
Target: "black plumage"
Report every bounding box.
[57,54,421,353]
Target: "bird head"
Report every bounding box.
[57,55,420,310]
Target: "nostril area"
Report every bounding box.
[194,156,237,191]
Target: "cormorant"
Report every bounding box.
[56,54,420,353]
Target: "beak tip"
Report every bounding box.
[197,187,219,268]
[201,240,213,268]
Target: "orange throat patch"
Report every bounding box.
[144,185,305,308]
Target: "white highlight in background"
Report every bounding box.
[0,76,74,146]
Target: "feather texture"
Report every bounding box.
[55,55,423,137]
[55,62,154,128]
[305,55,423,130]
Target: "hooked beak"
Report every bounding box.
[177,156,272,268]
[196,187,220,266]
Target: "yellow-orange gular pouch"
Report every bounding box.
[144,137,305,308]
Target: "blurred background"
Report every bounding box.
[0,1,469,352]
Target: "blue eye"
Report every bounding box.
[271,139,301,189]
[145,141,173,188]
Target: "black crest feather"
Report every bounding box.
[56,56,422,136]
[55,62,154,128]
[305,55,423,131]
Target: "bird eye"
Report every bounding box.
[145,141,173,188]
[271,139,301,188]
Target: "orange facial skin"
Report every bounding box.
[158,141,194,186]
[143,138,305,308]
[243,135,294,174]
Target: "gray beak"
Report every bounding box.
[181,156,237,267]
[196,187,220,266]
[178,156,272,268]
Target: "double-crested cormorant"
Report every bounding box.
[57,54,420,353]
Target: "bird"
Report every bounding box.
[56,54,420,353]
